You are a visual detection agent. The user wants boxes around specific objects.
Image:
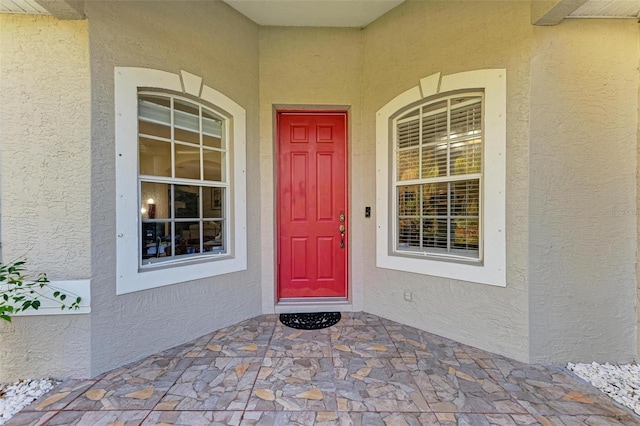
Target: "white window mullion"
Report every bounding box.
[446,181,451,253]
[170,98,176,179]
[223,121,229,183]
[445,99,452,253]
[138,181,143,269]
[478,175,484,262]
[392,121,398,253]
[199,186,204,254]
[446,98,451,178]
[170,184,175,260]
[418,106,423,180]
[199,105,204,183]
[138,134,171,144]
[399,173,482,187]
[139,175,230,189]
[418,105,424,249]
[419,185,424,250]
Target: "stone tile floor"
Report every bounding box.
[7,313,640,425]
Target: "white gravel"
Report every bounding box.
[567,362,640,416]
[0,378,57,425]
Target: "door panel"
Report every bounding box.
[277,112,348,300]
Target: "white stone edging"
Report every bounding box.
[568,362,640,416]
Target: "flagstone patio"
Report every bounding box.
[6,313,639,425]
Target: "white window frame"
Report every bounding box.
[115,68,247,295]
[394,92,484,261]
[137,93,229,267]
[376,70,506,287]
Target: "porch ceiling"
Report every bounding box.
[222,0,404,27]
[568,0,640,18]
[2,0,639,26]
[0,0,47,14]
[533,0,639,25]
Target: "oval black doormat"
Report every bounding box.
[279,312,341,330]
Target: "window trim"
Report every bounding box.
[115,68,247,295]
[376,70,506,287]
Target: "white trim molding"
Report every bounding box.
[12,279,91,316]
[376,69,506,287]
[114,67,247,295]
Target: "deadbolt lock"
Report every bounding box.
[339,213,345,222]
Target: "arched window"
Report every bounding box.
[115,68,247,294]
[376,70,506,286]
[138,93,228,266]
[395,92,483,260]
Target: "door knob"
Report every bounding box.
[339,225,345,248]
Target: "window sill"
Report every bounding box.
[118,250,246,295]
[377,253,503,287]
[140,252,231,270]
[394,247,481,265]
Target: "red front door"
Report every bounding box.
[277,111,348,300]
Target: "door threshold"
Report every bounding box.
[276,297,352,314]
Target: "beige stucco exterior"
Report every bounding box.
[258,26,365,313]
[0,14,91,380]
[1,1,639,381]
[638,26,640,360]
[85,0,262,377]
[529,20,639,363]
[0,14,91,280]
[361,0,533,362]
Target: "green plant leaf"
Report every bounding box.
[0,260,82,321]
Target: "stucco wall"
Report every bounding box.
[3,1,639,382]
[529,20,639,363]
[361,1,533,362]
[0,14,91,381]
[259,27,365,312]
[86,1,261,376]
[638,27,640,360]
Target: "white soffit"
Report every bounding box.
[568,0,640,18]
[223,0,405,27]
[0,0,48,14]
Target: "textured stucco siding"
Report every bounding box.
[3,1,640,382]
[258,27,364,312]
[0,14,91,381]
[360,1,532,362]
[86,1,261,376]
[529,21,639,363]
[638,27,640,360]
